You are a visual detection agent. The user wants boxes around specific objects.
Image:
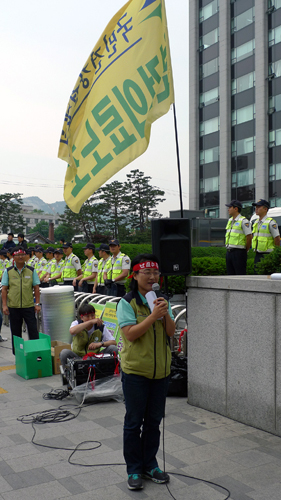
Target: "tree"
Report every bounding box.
[0,193,24,233]
[98,181,129,239]
[31,220,49,238]
[54,223,75,242]
[123,170,165,232]
[59,191,110,242]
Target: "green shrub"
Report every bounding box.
[255,247,281,275]
[191,257,226,276]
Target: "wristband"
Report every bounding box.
[35,303,41,306]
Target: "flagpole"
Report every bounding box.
[172,102,184,218]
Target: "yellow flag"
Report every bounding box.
[58,0,174,213]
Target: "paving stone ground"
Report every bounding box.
[1,323,281,500]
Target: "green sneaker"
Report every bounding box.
[143,467,170,484]
[127,474,143,490]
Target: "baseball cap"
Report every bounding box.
[45,247,55,253]
[0,249,7,255]
[54,248,63,254]
[35,247,44,253]
[252,199,270,209]
[83,243,95,250]
[108,239,120,246]
[225,200,242,209]
[62,242,73,248]
[97,243,110,252]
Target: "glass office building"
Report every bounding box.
[189,0,281,217]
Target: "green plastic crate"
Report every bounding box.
[14,332,53,380]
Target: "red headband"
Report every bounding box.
[13,249,26,255]
[132,261,159,272]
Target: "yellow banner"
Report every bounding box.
[58,0,174,213]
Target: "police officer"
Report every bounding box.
[25,247,37,268]
[225,200,252,275]
[0,249,9,281]
[44,248,64,285]
[34,247,47,282]
[73,243,98,293]
[252,199,280,268]
[1,246,40,354]
[61,242,82,290]
[93,244,111,295]
[103,239,131,297]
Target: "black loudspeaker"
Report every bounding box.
[151,218,192,276]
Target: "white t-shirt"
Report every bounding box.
[70,320,114,341]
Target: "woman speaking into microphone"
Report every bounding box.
[116,254,175,491]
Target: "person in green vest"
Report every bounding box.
[39,247,56,288]
[59,303,118,368]
[103,239,131,297]
[116,254,175,491]
[34,247,47,280]
[225,200,252,275]
[1,246,40,354]
[44,248,64,286]
[73,243,98,293]
[252,199,280,269]
[93,244,111,295]
[61,242,82,290]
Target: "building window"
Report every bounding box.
[35,219,38,224]
[269,25,281,46]
[200,146,220,164]
[232,136,255,156]
[200,176,219,194]
[232,104,255,125]
[269,59,281,78]
[200,116,220,136]
[231,7,255,34]
[269,129,281,146]
[200,87,219,106]
[231,39,255,63]
[269,94,281,112]
[26,218,30,223]
[232,169,255,188]
[269,163,281,181]
[200,28,219,50]
[200,57,219,79]
[268,0,281,11]
[232,71,255,94]
[199,0,219,22]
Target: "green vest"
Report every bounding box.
[225,216,247,249]
[105,253,127,282]
[41,258,55,276]
[97,257,110,285]
[50,259,64,282]
[72,326,104,357]
[119,291,171,379]
[27,256,36,268]
[252,217,275,253]
[6,265,34,308]
[83,256,98,283]
[62,253,80,280]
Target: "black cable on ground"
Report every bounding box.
[18,399,231,500]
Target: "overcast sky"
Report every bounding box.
[0,0,189,217]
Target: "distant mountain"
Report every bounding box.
[22,196,66,215]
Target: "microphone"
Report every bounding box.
[145,282,162,317]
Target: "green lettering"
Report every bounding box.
[112,86,146,138]
[92,96,123,136]
[71,173,91,198]
[160,45,168,72]
[110,126,137,155]
[81,120,100,158]
[137,56,161,98]
[157,74,170,103]
[91,151,113,176]
[123,79,148,115]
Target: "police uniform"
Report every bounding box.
[225,214,252,275]
[61,252,81,289]
[104,251,131,297]
[81,255,99,293]
[252,216,280,266]
[96,256,111,294]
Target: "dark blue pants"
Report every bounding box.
[122,372,170,474]
[9,307,39,354]
[226,248,247,275]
